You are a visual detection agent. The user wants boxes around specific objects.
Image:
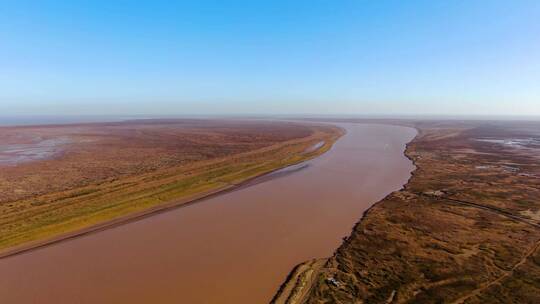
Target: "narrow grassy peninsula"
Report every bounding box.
[0,120,343,256]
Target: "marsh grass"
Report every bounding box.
[0,128,342,253]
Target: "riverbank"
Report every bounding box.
[0,120,343,257]
[0,148,329,259]
[270,125,419,304]
[0,123,416,304]
[274,120,540,303]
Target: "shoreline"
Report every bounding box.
[0,130,343,260]
[273,120,540,303]
[270,124,420,304]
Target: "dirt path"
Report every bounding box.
[419,193,540,229]
[416,192,540,303]
[451,238,540,304]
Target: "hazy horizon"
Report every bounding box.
[1,1,539,116]
[1,113,539,127]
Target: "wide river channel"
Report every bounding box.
[0,122,416,303]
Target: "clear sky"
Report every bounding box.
[1,0,539,116]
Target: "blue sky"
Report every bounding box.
[1,0,539,116]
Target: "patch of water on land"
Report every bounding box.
[0,137,71,165]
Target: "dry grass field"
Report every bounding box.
[0,119,342,255]
[273,120,540,304]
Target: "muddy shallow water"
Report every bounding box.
[0,123,416,304]
[0,137,70,166]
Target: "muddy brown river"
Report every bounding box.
[0,123,416,304]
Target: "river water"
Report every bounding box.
[0,123,416,303]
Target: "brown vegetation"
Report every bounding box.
[275,120,540,304]
[0,119,342,255]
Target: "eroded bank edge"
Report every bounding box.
[270,124,419,304]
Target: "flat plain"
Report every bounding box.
[0,119,342,256]
[273,119,540,304]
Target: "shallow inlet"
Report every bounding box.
[0,123,416,304]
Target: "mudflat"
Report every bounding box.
[0,123,416,303]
